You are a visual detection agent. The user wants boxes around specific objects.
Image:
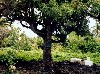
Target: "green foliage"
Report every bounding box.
[14,33,32,51]
[2,27,33,51]
[40,0,74,21]
[0,26,10,47]
[52,49,100,65]
[0,34,100,65]
[0,47,100,65]
[81,0,89,3]
[0,49,16,69]
[2,27,20,47]
[0,48,43,63]
[77,36,97,53]
[66,32,100,53]
[29,37,44,50]
[32,37,44,47]
[0,18,10,27]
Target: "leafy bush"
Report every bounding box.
[2,27,33,51]
[2,27,20,47]
[78,36,97,53]
[66,32,100,53]
[29,37,44,50]
[0,47,99,65]
[1,29,100,66]
[14,33,33,51]
[52,49,100,65]
[0,48,43,64]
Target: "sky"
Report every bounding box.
[88,17,96,30]
[12,17,96,38]
[12,21,38,38]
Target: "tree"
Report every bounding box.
[0,0,99,71]
[0,26,10,47]
[0,18,11,47]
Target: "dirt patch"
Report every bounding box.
[0,60,100,74]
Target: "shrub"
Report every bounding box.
[14,33,33,51]
[65,32,100,53]
[78,36,97,53]
[0,48,43,64]
[2,27,20,47]
[2,27,33,51]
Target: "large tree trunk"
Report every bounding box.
[43,23,52,71]
[43,41,52,71]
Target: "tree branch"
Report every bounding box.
[30,24,46,38]
[20,20,45,37]
[52,39,61,43]
[0,3,6,16]
[20,21,30,28]
[87,12,100,21]
[0,3,6,9]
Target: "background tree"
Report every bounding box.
[0,0,100,71]
[0,18,11,47]
[0,26,10,47]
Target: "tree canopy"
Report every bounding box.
[0,0,94,41]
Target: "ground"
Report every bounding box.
[0,60,100,74]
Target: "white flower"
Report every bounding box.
[9,65,16,72]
